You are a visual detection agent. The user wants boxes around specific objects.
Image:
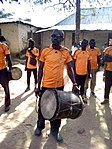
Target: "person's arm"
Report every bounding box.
[37,61,44,90]
[6,54,12,70]
[73,59,76,75]
[66,61,76,84]
[35,61,44,97]
[66,62,79,95]
[25,57,28,71]
[103,54,112,62]
[87,60,91,78]
[28,48,37,58]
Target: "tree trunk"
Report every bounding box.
[75,0,80,43]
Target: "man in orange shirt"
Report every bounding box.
[0,35,12,112]
[25,38,39,92]
[73,39,91,103]
[85,39,101,98]
[101,38,112,104]
[34,29,78,143]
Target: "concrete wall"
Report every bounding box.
[0,23,19,53]
[0,22,38,55]
[40,30,110,51]
[0,22,111,55]
[81,30,109,49]
[18,24,37,53]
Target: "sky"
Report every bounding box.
[1,0,73,27]
[1,0,112,27]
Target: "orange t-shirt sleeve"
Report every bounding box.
[73,50,80,59]
[39,49,46,62]
[3,44,10,55]
[65,50,72,63]
[97,48,101,56]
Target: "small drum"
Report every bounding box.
[40,89,84,121]
[10,67,22,80]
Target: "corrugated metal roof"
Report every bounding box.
[0,18,44,28]
[36,23,112,33]
[55,6,112,28]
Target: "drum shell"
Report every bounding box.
[10,67,22,80]
[40,89,84,121]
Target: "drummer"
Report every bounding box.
[0,36,12,112]
[35,29,78,143]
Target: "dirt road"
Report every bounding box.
[0,61,112,149]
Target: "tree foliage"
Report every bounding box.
[1,0,112,9]
[1,0,111,43]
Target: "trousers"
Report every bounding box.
[76,74,87,96]
[104,70,112,99]
[26,68,37,87]
[0,68,11,107]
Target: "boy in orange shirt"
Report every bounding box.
[34,29,78,143]
[25,38,39,92]
[101,38,112,104]
[85,39,101,98]
[73,39,91,103]
[0,36,12,112]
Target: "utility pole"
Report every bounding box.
[75,0,80,43]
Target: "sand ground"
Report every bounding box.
[0,60,112,149]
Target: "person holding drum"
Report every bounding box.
[25,38,39,92]
[34,29,78,143]
[0,35,12,112]
[73,39,91,104]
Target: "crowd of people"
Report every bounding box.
[0,29,112,143]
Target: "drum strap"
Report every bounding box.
[35,96,39,113]
[55,50,62,88]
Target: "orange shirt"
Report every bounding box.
[0,42,10,70]
[104,47,112,71]
[74,48,91,75]
[87,47,101,69]
[26,47,39,69]
[40,44,72,88]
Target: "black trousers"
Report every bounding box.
[0,68,10,108]
[37,86,64,134]
[26,68,37,87]
[104,70,112,99]
[75,74,87,96]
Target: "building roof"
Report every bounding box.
[56,6,112,25]
[45,6,112,31]
[0,18,44,28]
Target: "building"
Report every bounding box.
[36,6,112,51]
[0,19,42,56]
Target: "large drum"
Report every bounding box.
[10,67,22,80]
[40,89,84,121]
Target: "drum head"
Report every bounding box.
[11,67,22,80]
[40,90,57,120]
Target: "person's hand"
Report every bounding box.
[72,83,80,95]
[35,88,42,97]
[24,67,27,71]
[103,73,105,82]
[87,74,91,79]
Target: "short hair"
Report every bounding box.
[89,39,95,44]
[81,39,88,46]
